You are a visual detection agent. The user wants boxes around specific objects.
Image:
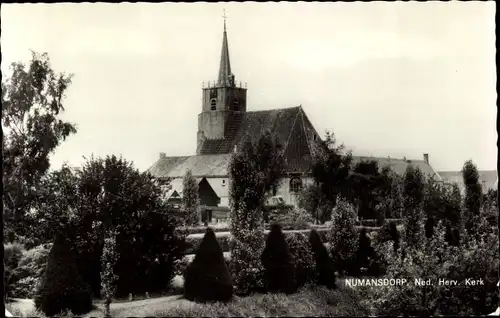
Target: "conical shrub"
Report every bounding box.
[34,232,92,316]
[308,229,336,289]
[286,232,316,288]
[183,228,233,302]
[261,223,296,294]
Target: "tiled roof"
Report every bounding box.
[147,154,231,178]
[438,170,498,193]
[198,106,315,172]
[352,156,442,180]
[148,154,442,181]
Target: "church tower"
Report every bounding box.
[197,12,247,154]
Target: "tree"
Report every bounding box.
[462,160,482,232]
[182,170,200,226]
[311,131,352,223]
[33,155,186,297]
[348,160,382,220]
[402,165,425,248]
[2,51,77,243]
[297,183,322,223]
[100,232,118,317]
[308,229,336,289]
[389,174,404,219]
[261,224,296,294]
[228,131,286,295]
[184,228,233,303]
[328,199,358,275]
[34,231,92,316]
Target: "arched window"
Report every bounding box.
[290,177,303,193]
[210,98,217,110]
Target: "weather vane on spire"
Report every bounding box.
[222,9,227,31]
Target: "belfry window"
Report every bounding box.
[210,98,217,110]
[290,177,303,193]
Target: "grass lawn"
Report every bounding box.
[5,282,371,317]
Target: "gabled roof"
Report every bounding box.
[352,156,442,180]
[438,170,498,193]
[198,106,317,172]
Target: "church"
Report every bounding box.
[146,19,442,215]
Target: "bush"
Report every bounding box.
[184,228,233,303]
[327,199,358,275]
[261,224,296,294]
[34,233,92,316]
[272,207,314,229]
[8,244,50,298]
[4,242,26,298]
[308,229,336,289]
[286,232,316,288]
[370,218,499,316]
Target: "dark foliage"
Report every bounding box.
[376,221,400,252]
[261,224,297,294]
[425,216,436,239]
[34,232,92,316]
[184,228,233,303]
[286,233,316,288]
[311,131,352,222]
[355,228,374,275]
[445,222,460,247]
[308,229,336,289]
[462,160,482,216]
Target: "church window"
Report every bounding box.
[222,179,226,186]
[290,177,303,193]
[210,98,216,110]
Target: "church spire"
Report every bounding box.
[217,9,234,87]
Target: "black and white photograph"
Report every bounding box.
[2,2,498,317]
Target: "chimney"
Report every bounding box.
[159,152,166,159]
[423,153,429,164]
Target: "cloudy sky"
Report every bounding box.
[2,2,496,172]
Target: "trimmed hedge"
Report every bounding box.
[356,218,403,227]
[261,224,296,294]
[34,234,92,316]
[184,228,233,303]
[184,227,380,255]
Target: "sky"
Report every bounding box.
[1,2,497,172]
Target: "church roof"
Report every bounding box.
[147,152,441,181]
[438,170,498,193]
[148,154,231,179]
[198,106,316,172]
[352,156,441,180]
